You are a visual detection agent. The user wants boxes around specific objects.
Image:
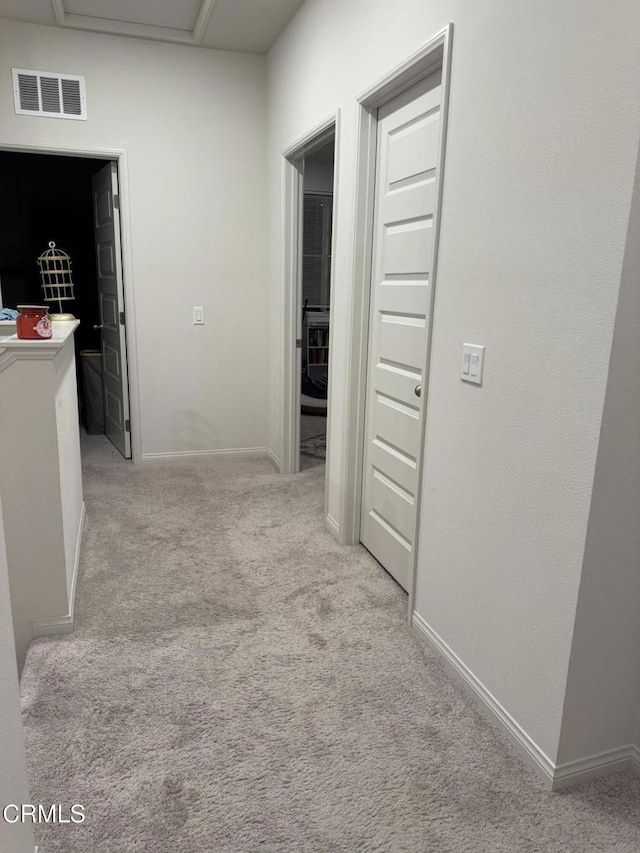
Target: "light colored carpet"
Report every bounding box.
[300,414,326,470]
[300,413,327,443]
[300,433,326,461]
[21,446,640,852]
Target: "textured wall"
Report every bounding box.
[267,0,640,760]
[0,19,269,457]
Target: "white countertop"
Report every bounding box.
[0,319,79,350]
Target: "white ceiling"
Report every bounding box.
[0,0,306,54]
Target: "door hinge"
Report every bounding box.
[296,338,302,348]
[125,419,130,432]
[114,194,120,210]
[119,311,125,325]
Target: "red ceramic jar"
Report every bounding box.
[16,305,53,340]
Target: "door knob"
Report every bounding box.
[414,384,422,398]
[93,324,103,330]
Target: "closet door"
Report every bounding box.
[360,72,442,590]
[92,161,131,458]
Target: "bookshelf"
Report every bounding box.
[304,311,329,376]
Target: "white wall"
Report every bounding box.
[304,160,334,193]
[556,140,640,766]
[0,504,35,853]
[267,0,640,764]
[0,19,269,457]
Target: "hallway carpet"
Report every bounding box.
[21,452,640,852]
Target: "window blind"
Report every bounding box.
[302,192,333,309]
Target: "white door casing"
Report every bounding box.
[360,72,442,590]
[92,161,131,458]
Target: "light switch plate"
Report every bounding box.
[193,307,204,325]
[461,343,485,385]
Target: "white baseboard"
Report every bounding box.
[33,502,85,637]
[552,746,634,790]
[141,447,273,462]
[325,513,340,540]
[412,611,638,790]
[264,447,280,470]
[411,611,556,787]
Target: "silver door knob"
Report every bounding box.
[93,324,103,330]
[414,384,422,398]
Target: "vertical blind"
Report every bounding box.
[302,192,333,309]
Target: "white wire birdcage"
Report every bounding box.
[37,241,76,319]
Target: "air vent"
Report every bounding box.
[12,68,86,120]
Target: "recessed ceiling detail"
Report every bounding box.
[62,0,203,32]
[50,0,215,45]
[0,0,306,54]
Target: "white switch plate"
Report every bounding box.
[461,343,485,385]
[193,307,204,325]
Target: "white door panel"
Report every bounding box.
[374,394,420,459]
[369,438,417,494]
[387,113,441,185]
[92,162,131,458]
[105,390,122,423]
[377,282,430,315]
[374,362,422,404]
[371,468,415,541]
[385,178,436,225]
[383,220,433,275]
[378,316,427,372]
[360,71,442,589]
[378,77,441,124]
[103,344,119,378]
[362,511,412,590]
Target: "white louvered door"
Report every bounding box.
[360,72,442,590]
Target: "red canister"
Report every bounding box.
[16,305,53,340]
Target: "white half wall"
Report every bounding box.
[267,0,640,765]
[0,504,35,853]
[0,326,84,672]
[55,334,84,593]
[0,19,269,456]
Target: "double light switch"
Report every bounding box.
[461,343,485,385]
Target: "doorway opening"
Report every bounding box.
[281,116,338,485]
[0,150,133,461]
[300,139,335,471]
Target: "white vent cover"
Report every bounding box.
[12,68,86,120]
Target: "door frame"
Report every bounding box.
[341,25,454,613]
[0,142,142,464]
[281,113,340,499]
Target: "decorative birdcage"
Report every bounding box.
[37,241,76,321]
